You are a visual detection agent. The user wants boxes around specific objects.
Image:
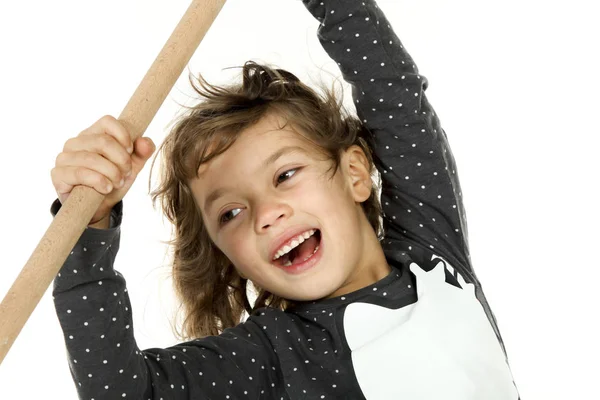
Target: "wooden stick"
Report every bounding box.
[0,0,227,365]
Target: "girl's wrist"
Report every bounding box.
[88,214,111,230]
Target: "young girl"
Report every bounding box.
[51,0,519,398]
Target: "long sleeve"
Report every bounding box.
[302,0,473,280]
[50,199,282,399]
[301,0,508,354]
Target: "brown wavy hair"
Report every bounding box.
[149,61,383,339]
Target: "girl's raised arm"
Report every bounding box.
[301,0,507,350]
[302,0,473,279]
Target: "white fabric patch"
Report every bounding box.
[344,255,518,399]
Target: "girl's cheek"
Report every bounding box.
[293,176,323,197]
[227,231,248,260]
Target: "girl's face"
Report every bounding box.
[190,111,390,301]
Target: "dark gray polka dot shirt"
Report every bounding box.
[51,0,519,398]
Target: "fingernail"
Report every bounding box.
[106,183,113,192]
[125,170,132,178]
[127,146,133,154]
[119,178,125,187]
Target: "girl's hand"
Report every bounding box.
[51,115,156,225]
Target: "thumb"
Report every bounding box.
[132,137,156,161]
[138,137,156,159]
[130,137,156,173]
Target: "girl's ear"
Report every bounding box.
[343,145,372,203]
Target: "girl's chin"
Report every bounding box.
[275,280,345,302]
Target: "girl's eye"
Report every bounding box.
[219,208,242,225]
[276,168,299,186]
[219,168,300,226]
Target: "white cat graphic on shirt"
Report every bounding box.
[344,255,518,400]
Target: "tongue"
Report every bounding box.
[290,234,319,265]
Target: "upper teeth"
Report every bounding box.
[273,229,317,261]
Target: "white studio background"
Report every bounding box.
[0,0,598,398]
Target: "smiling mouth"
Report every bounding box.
[272,229,321,267]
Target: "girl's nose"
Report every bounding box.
[254,201,292,232]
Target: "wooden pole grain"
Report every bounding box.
[0,0,226,365]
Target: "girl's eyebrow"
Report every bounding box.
[262,145,308,169]
[204,186,233,215]
[203,145,308,214]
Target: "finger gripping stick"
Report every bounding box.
[0,0,227,365]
